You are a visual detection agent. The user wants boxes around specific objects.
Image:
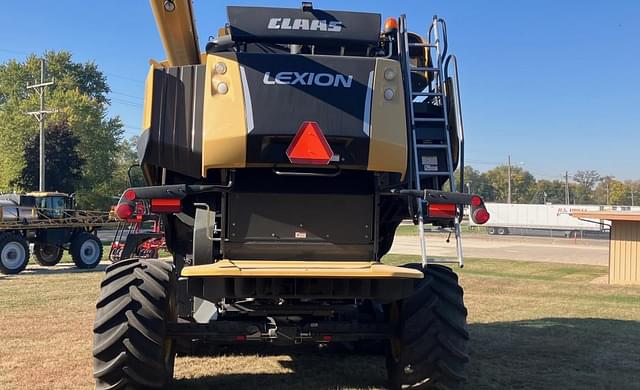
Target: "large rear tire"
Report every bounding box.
[34,243,63,266]
[0,233,29,275]
[70,232,103,269]
[93,258,176,389]
[386,264,469,390]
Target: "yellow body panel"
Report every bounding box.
[149,0,200,66]
[181,260,423,279]
[141,65,155,131]
[367,58,408,177]
[201,54,248,175]
[26,192,69,197]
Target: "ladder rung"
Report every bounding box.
[413,117,445,122]
[412,92,443,97]
[416,144,448,149]
[419,171,451,176]
[412,66,440,72]
[426,259,460,264]
[422,227,457,233]
[408,42,437,48]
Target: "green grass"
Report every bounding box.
[395,224,483,235]
[1,256,639,389]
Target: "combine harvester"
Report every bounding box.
[93,2,490,389]
[0,192,115,274]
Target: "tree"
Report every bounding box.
[532,179,566,204]
[482,165,536,203]
[594,177,627,205]
[572,170,600,203]
[623,180,640,206]
[11,121,84,194]
[0,51,123,208]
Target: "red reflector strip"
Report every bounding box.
[150,198,181,213]
[234,335,246,342]
[428,203,457,218]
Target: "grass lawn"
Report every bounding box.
[395,224,483,235]
[1,256,639,389]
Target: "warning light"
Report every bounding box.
[384,17,398,34]
[473,208,490,225]
[123,189,136,201]
[286,121,334,165]
[115,203,134,220]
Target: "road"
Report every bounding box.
[389,233,609,266]
[98,230,609,266]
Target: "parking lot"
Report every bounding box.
[391,232,609,266]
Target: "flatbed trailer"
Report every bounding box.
[0,195,118,274]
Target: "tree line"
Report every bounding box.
[462,166,640,206]
[0,51,137,209]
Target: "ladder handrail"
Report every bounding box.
[444,54,466,199]
[399,14,465,268]
[399,15,428,267]
[428,17,448,66]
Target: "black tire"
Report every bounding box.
[386,264,469,390]
[70,232,103,269]
[93,258,177,389]
[0,233,29,275]
[34,243,63,266]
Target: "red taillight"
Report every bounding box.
[322,335,333,342]
[123,189,136,201]
[115,203,134,220]
[234,335,246,342]
[428,203,457,219]
[471,195,482,207]
[286,121,333,165]
[473,208,490,225]
[150,198,181,213]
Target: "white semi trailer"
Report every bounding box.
[469,203,639,236]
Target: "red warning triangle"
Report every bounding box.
[286,121,334,165]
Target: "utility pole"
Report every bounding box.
[564,173,569,204]
[631,190,635,207]
[26,59,55,192]
[507,155,512,204]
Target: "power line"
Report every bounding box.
[110,91,144,101]
[110,98,143,107]
[105,72,145,85]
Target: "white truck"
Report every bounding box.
[469,203,639,236]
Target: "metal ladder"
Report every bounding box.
[399,15,464,268]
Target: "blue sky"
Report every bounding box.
[1,1,639,180]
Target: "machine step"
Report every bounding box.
[413,117,445,122]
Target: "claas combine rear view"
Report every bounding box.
[93,1,490,389]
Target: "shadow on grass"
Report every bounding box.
[173,318,640,390]
[0,264,107,279]
[175,345,385,390]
